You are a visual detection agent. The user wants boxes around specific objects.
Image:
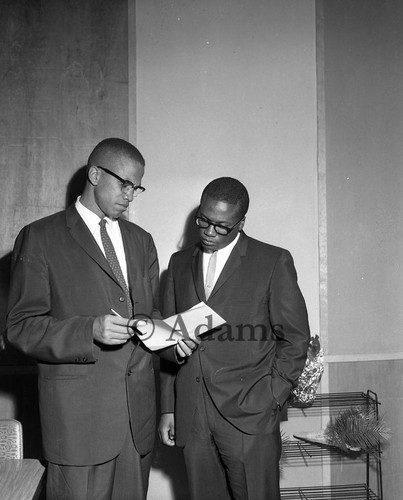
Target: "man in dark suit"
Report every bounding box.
[7,138,194,500]
[159,177,310,500]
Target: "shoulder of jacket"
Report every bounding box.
[174,242,199,256]
[244,234,289,256]
[23,209,67,233]
[119,217,152,240]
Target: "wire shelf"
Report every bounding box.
[284,390,383,499]
[288,391,379,415]
[288,391,379,417]
[281,440,379,466]
[280,483,379,499]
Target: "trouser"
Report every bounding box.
[183,382,282,500]
[46,427,152,500]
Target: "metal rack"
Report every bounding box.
[281,390,383,500]
[280,484,379,499]
[287,391,380,416]
[281,440,377,466]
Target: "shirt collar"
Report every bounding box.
[203,231,240,257]
[75,197,116,232]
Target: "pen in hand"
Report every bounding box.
[110,308,147,336]
[110,308,135,337]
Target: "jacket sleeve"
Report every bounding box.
[269,249,310,406]
[6,225,97,364]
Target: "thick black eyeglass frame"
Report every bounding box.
[194,214,244,236]
[96,166,146,193]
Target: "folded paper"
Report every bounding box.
[134,302,226,351]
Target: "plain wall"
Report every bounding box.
[135,0,319,323]
[0,0,129,348]
[134,0,318,497]
[0,0,130,454]
[324,1,403,358]
[321,1,403,498]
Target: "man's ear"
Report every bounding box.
[87,166,100,186]
[239,217,246,231]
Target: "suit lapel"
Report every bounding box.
[208,232,248,300]
[66,205,120,286]
[192,233,249,302]
[191,246,205,302]
[119,219,138,293]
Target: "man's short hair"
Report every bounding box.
[201,177,249,217]
[87,138,145,168]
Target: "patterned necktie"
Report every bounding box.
[99,218,133,317]
[204,251,217,299]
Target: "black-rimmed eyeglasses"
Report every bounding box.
[96,166,146,195]
[194,215,244,236]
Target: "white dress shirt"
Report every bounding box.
[202,232,240,290]
[75,197,129,285]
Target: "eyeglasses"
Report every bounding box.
[194,215,244,236]
[96,166,146,195]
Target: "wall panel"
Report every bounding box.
[0,0,129,352]
[0,0,130,464]
[135,1,318,497]
[321,1,403,497]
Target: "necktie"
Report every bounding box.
[99,218,133,317]
[204,251,217,299]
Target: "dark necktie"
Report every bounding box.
[99,218,133,317]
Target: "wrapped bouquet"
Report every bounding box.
[288,334,324,408]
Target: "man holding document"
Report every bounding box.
[159,177,310,500]
[7,138,195,500]
[133,302,226,351]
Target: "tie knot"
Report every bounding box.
[99,218,107,229]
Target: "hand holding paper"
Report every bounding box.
[133,302,226,351]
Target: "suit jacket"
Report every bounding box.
[160,232,310,446]
[7,204,177,465]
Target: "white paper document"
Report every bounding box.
[134,302,226,351]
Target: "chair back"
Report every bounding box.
[0,419,23,459]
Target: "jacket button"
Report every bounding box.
[200,346,205,352]
[119,296,125,302]
[196,377,200,383]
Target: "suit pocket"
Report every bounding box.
[241,370,275,413]
[213,367,274,415]
[39,363,91,379]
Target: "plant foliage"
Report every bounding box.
[324,406,391,454]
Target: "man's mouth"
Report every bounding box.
[201,238,215,247]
